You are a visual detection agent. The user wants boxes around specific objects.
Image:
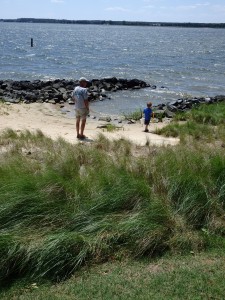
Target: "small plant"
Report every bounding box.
[154,111,164,122]
[104,124,119,132]
[123,108,142,121]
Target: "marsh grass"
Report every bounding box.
[0,124,224,286]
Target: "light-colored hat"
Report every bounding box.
[79,77,89,82]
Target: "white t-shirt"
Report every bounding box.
[72,86,88,109]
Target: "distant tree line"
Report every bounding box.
[0,18,225,28]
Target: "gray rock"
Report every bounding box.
[48,100,56,104]
[98,116,111,122]
[165,108,175,118]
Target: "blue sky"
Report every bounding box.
[1,0,225,23]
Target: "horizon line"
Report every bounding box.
[0,18,225,26]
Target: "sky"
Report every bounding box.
[1,0,225,23]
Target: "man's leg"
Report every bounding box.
[76,117,81,138]
[80,117,86,137]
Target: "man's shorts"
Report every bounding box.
[144,119,151,125]
[75,108,89,119]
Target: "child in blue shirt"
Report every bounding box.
[143,102,153,132]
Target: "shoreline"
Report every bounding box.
[1,78,225,120]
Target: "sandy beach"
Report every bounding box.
[0,102,179,146]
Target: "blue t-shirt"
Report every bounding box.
[143,107,152,121]
[72,86,88,109]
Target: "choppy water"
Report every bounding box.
[1,22,225,115]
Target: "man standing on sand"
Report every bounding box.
[72,77,90,139]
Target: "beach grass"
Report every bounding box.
[155,102,225,144]
[123,108,143,121]
[0,103,225,298]
[173,101,225,125]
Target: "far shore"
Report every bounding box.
[1,18,225,29]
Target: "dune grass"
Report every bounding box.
[0,101,225,297]
[155,102,225,143]
[174,101,225,125]
[0,120,224,293]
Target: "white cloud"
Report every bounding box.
[105,6,130,12]
[51,0,65,3]
[195,2,210,6]
[143,5,155,9]
[177,5,197,10]
[142,0,161,3]
[175,2,210,11]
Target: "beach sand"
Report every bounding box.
[0,102,179,146]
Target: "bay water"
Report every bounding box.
[1,22,225,115]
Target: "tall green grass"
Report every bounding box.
[174,102,225,125]
[0,127,224,286]
[155,102,225,143]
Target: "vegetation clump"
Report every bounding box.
[123,108,143,121]
[155,102,225,143]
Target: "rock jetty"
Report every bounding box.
[0,77,152,104]
[0,77,224,119]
